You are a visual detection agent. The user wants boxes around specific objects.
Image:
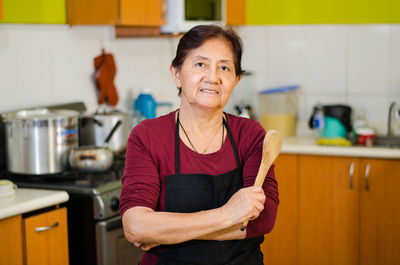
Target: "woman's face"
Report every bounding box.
[171,38,241,110]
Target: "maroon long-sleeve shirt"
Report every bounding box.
[120,111,279,264]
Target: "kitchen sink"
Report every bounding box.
[374,136,400,148]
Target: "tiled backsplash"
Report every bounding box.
[238,25,400,135]
[0,24,399,136]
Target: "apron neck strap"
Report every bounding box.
[175,110,181,176]
[175,111,242,176]
[223,117,241,168]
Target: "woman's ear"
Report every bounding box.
[170,65,182,88]
[234,73,243,87]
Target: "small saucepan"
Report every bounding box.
[69,120,122,172]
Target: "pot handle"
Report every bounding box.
[104,120,122,145]
[79,155,97,160]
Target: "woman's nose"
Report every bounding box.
[205,67,219,83]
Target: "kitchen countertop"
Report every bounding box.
[282,136,400,159]
[0,188,69,220]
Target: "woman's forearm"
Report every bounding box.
[122,206,234,245]
[123,186,265,245]
[196,223,246,240]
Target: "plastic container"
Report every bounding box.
[356,128,375,147]
[134,88,157,119]
[258,85,299,136]
[0,179,17,198]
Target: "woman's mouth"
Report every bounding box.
[200,88,219,94]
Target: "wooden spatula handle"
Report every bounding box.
[240,163,272,230]
[240,130,282,231]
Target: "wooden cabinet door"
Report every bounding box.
[359,159,400,265]
[0,215,23,265]
[23,208,69,265]
[67,0,118,25]
[298,155,359,265]
[226,0,245,25]
[120,0,165,26]
[260,154,298,265]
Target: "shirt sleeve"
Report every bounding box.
[240,120,279,238]
[120,121,160,216]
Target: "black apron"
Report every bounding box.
[153,113,264,265]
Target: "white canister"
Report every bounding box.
[0,179,17,198]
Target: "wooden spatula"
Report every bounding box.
[241,129,282,231]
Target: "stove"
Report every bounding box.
[2,152,143,265]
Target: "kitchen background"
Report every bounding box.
[1,2,400,265]
[1,13,399,137]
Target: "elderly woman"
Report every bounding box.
[120,25,279,265]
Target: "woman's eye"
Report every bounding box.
[195,62,204,67]
[221,65,230,71]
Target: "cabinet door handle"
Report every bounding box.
[35,222,59,233]
[365,163,370,191]
[349,161,355,189]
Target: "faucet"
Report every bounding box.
[388,102,396,136]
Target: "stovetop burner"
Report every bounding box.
[1,152,126,195]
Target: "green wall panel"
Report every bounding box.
[1,0,66,24]
[247,0,400,25]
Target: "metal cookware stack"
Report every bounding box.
[2,109,79,174]
[78,110,133,154]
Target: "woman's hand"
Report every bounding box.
[220,186,266,225]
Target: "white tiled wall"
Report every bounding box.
[238,24,400,135]
[0,23,399,135]
[0,24,181,116]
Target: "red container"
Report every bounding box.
[356,128,375,147]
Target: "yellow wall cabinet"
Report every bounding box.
[261,154,400,265]
[0,0,66,24]
[0,208,69,265]
[247,0,400,25]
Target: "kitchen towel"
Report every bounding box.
[94,50,119,107]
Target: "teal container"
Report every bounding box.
[134,90,156,119]
[322,117,347,138]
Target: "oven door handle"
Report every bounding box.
[106,217,123,232]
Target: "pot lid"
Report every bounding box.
[2,109,79,122]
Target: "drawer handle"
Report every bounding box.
[349,161,355,189]
[35,222,59,233]
[365,163,370,191]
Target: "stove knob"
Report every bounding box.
[110,197,120,211]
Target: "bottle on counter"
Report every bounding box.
[134,88,156,120]
[313,104,325,137]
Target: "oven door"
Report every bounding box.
[96,215,143,265]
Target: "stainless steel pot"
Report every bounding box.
[78,111,133,153]
[68,146,113,172]
[69,121,121,172]
[3,109,79,174]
